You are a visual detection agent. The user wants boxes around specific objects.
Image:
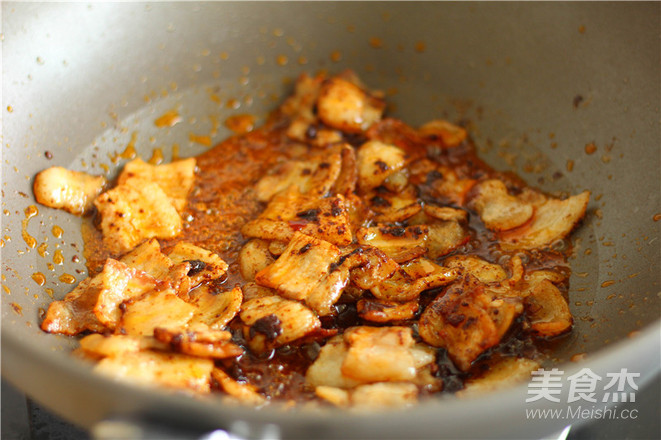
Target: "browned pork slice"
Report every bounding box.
[317,76,385,134]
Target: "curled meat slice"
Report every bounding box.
[468,179,534,231]
[357,141,407,193]
[317,77,385,133]
[118,157,196,213]
[212,368,266,405]
[500,191,590,250]
[239,295,323,352]
[371,258,458,302]
[524,279,572,337]
[423,205,469,223]
[306,337,362,389]
[430,165,477,206]
[349,246,399,290]
[368,185,422,223]
[419,277,523,371]
[153,325,243,359]
[94,178,182,255]
[239,239,275,282]
[33,166,106,215]
[94,350,213,393]
[119,239,173,280]
[426,221,469,259]
[417,119,468,148]
[356,225,428,263]
[78,334,162,359]
[357,298,419,323]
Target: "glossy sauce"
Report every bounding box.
[81,113,576,402]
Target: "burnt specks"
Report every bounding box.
[380,226,406,237]
[426,170,443,184]
[185,259,207,276]
[250,314,282,341]
[370,195,391,207]
[374,160,389,172]
[296,208,320,222]
[319,162,331,169]
[305,125,318,139]
[330,199,343,217]
[409,226,425,239]
[298,243,312,255]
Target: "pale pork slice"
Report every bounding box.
[500,191,590,250]
[118,157,196,213]
[317,77,385,134]
[341,326,417,383]
[444,255,509,284]
[119,239,173,280]
[524,279,573,337]
[316,383,418,409]
[468,179,534,231]
[33,166,106,215]
[94,350,214,393]
[94,178,182,255]
[41,277,107,335]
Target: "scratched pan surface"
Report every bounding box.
[1,2,659,439]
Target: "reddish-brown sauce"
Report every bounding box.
[81,111,575,403]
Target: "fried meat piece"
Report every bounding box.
[499,191,590,250]
[118,157,196,213]
[468,179,534,231]
[153,325,243,359]
[117,289,197,337]
[356,141,407,193]
[370,257,458,302]
[188,285,243,330]
[33,166,106,215]
[356,225,428,263]
[212,368,266,405]
[457,357,540,397]
[317,77,385,133]
[94,178,182,255]
[419,277,523,371]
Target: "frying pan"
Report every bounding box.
[2,2,659,439]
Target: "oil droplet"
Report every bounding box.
[298,55,308,65]
[45,288,54,298]
[276,54,288,66]
[7,105,13,112]
[653,213,661,222]
[578,25,586,34]
[21,205,38,248]
[0,240,4,248]
[226,98,240,110]
[415,41,426,53]
[570,353,587,362]
[31,272,46,286]
[10,303,22,316]
[566,159,574,172]
[37,242,48,257]
[220,51,229,60]
[628,330,640,338]
[585,142,597,155]
[59,273,76,284]
[148,148,164,165]
[121,132,138,159]
[53,249,64,265]
[601,155,611,164]
[47,263,55,271]
[224,114,255,135]
[256,55,266,65]
[154,109,181,128]
[172,144,180,161]
[3,284,11,294]
[330,50,342,62]
[601,280,616,288]
[209,93,222,105]
[52,225,64,238]
[369,37,384,48]
[189,133,212,147]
